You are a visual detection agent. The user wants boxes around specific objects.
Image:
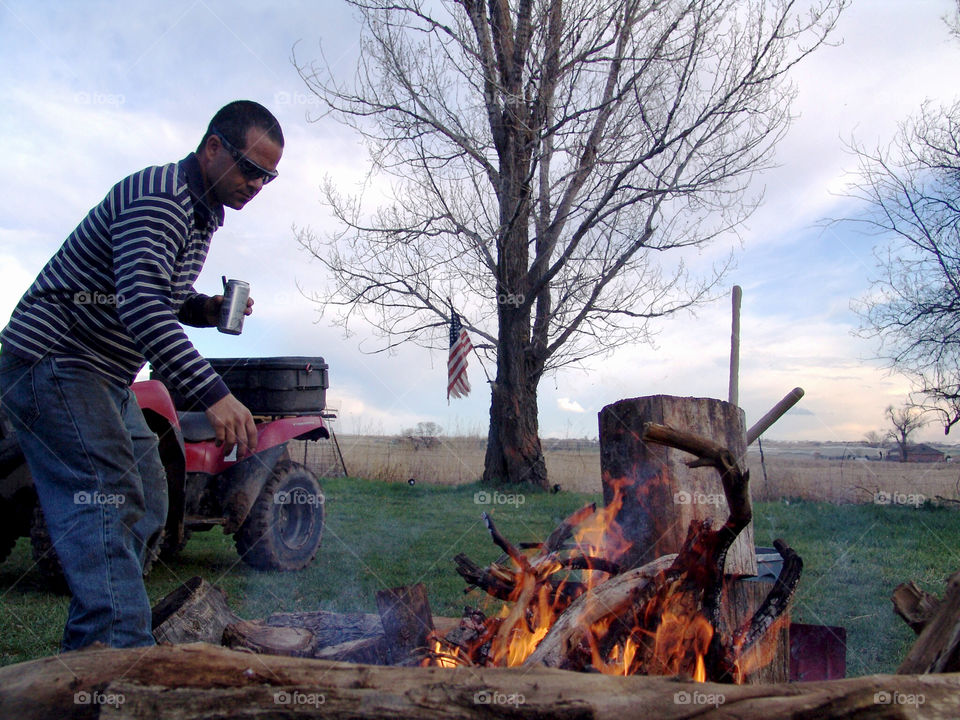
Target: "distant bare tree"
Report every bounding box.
[863,430,885,449]
[885,405,927,463]
[401,421,443,449]
[297,0,845,487]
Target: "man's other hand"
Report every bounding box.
[205,393,258,458]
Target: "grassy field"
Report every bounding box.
[2,472,959,678]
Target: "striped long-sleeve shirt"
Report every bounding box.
[0,153,231,409]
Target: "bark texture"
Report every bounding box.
[0,642,955,719]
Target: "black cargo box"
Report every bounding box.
[155,357,328,414]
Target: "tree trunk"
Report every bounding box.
[2,642,957,719]
[483,308,547,488]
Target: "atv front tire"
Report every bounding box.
[234,461,324,571]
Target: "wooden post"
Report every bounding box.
[729,285,742,406]
[598,395,756,576]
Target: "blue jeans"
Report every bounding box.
[0,350,167,650]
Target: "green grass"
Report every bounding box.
[751,498,960,677]
[0,478,593,666]
[3,479,960,677]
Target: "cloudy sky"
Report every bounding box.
[2,0,959,443]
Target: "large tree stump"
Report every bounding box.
[1,642,957,719]
[599,396,756,576]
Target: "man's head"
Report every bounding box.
[197,100,284,210]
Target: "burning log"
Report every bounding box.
[1,642,958,720]
[439,422,801,685]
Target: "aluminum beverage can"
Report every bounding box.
[218,279,250,335]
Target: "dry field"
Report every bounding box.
[305,435,603,493]
[296,434,960,504]
[745,452,960,504]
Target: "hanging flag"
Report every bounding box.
[448,310,473,400]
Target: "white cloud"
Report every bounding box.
[557,397,586,413]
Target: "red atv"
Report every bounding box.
[0,357,330,587]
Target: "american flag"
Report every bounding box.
[447,310,473,400]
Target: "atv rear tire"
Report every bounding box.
[234,461,324,571]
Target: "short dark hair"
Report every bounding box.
[197,100,284,154]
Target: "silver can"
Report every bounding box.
[218,278,250,335]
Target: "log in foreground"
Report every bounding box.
[0,642,954,719]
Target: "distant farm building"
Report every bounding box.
[884,443,948,463]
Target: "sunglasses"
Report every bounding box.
[211,127,278,184]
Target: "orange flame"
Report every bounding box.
[429,472,787,683]
[573,476,633,589]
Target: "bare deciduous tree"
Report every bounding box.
[849,99,960,433]
[296,0,845,487]
[885,404,927,463]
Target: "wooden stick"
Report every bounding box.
[538,503,597,557]
[746,387,805,445]
[483,512,533,573]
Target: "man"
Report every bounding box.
[0,100,283,650]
